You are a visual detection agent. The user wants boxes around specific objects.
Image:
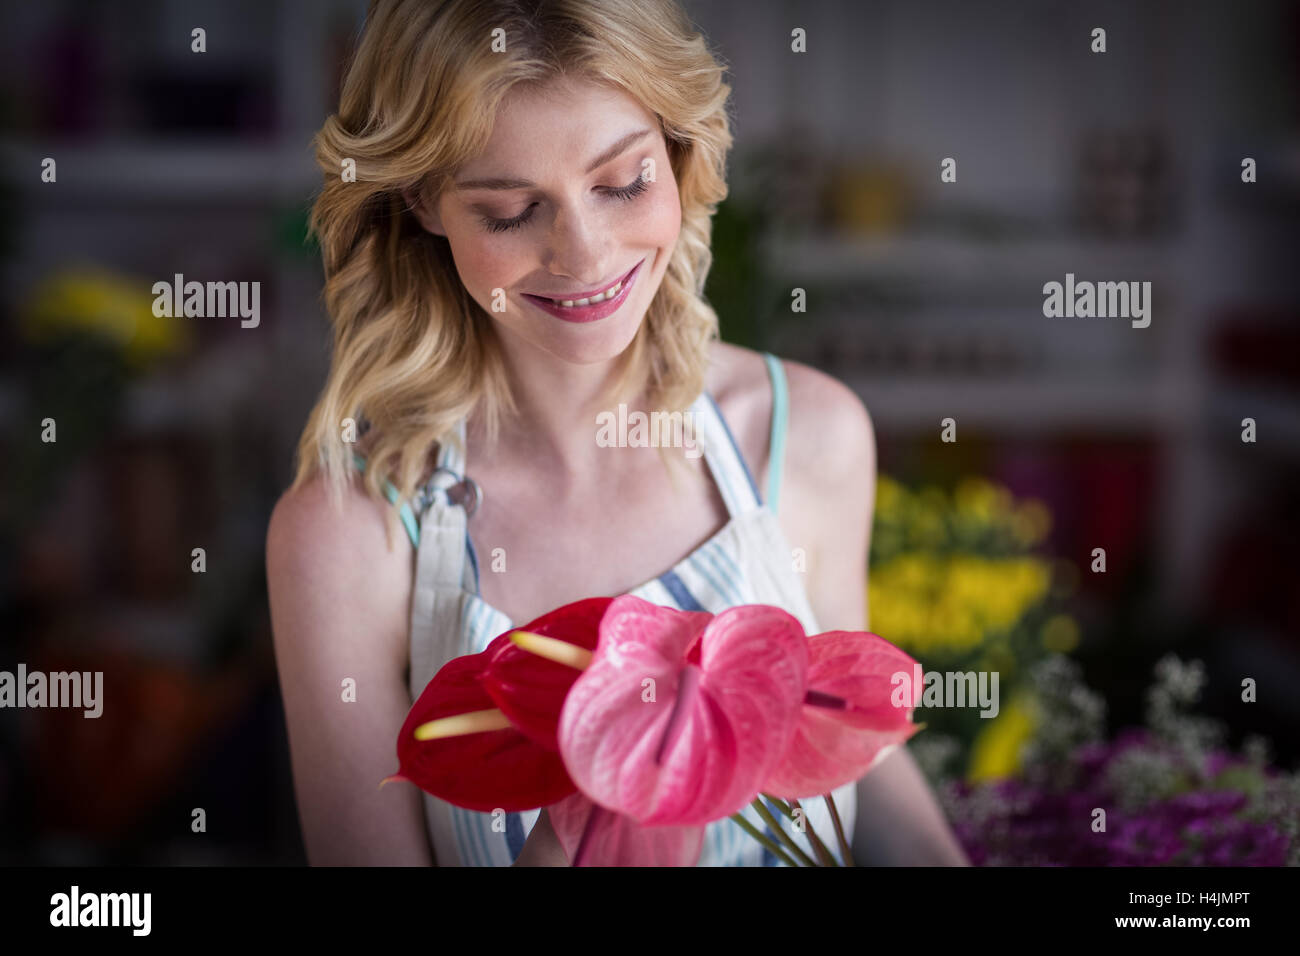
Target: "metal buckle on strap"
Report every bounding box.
[418,467,482,518]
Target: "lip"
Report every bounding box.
[521,258,644,324]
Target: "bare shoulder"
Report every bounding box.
[781,358,875,490]
[265,468,413,671]
[704,340,874,500]
[773,358,877,633]
[266,468,412,583]
[703,340,778,483]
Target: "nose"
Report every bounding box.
[541,198,613,290]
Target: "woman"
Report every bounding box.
[266,0,968,866]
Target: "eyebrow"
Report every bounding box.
[453,128,653,191]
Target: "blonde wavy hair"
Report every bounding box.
[291,0,734,548]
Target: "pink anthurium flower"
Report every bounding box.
[762,630,924,799]
[557,595,810,827]
[548,791,706,867]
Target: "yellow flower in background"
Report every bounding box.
[967,692,1037,782]
[875,475,905,517]
[1012,499,1052,547]
[21,267,191,368]
[953,477,1003,523]
[868,553,1051,656]
[911,507,946,548]
[869,474,1068,663]
[875,473,1052,550]
[869,474,1073,783]
[1041,614,1081,654]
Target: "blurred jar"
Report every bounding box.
[826,160,915,235]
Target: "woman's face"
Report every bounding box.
[411,77,682,367]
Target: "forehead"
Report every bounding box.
[475,77,655,155]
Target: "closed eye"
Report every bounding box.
[600,173,650,202]
[478,174,651,234]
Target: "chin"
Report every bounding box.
[537,313,645,366]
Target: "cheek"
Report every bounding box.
[638,180,682,249]
[447,234,525,304]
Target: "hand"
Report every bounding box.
[510,807,571,866]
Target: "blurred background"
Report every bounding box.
[1,0,1297,865]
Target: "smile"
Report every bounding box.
[521,258,645,323]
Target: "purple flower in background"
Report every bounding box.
[941,656,1299,866]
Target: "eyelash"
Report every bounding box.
[479,175,650,234]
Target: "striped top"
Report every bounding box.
[356,352,857,865]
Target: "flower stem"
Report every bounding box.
[790,799,839,866]
[823,792,855,866]
[730,812,800,867]
[763,794,793,817]
[751,797,818,867]
[762,794,838,866]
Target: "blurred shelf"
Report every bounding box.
[94,598,209,665]
[1210,384,1300,457]
[119,339,271,433]
[0,336,273,436]
[848,375,1188,432]
[2,138,320,202]
[760,234,1179,287]
[28,597,210,666]
[852,375,1300,444]
[1215,137,1300,204]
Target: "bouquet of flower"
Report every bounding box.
[385,594,924,866]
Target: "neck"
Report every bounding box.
[468,332,640,478]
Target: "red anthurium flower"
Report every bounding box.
[548,791,706,867]
[388,634,575,812]
[762,630,923,800]
[387,597,612,812]
[480,597,611,750]
[558,595,809,827]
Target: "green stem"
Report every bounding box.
[790,799,839,866]
[729,812,800,867]
[751,797,818,867]
[823,792,856,867]
[763,794,839,867]
[764,794,794,817]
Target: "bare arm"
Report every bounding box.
[779,361,969,866]
[266,473,435,865]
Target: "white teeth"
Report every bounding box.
[553,277,623,307]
